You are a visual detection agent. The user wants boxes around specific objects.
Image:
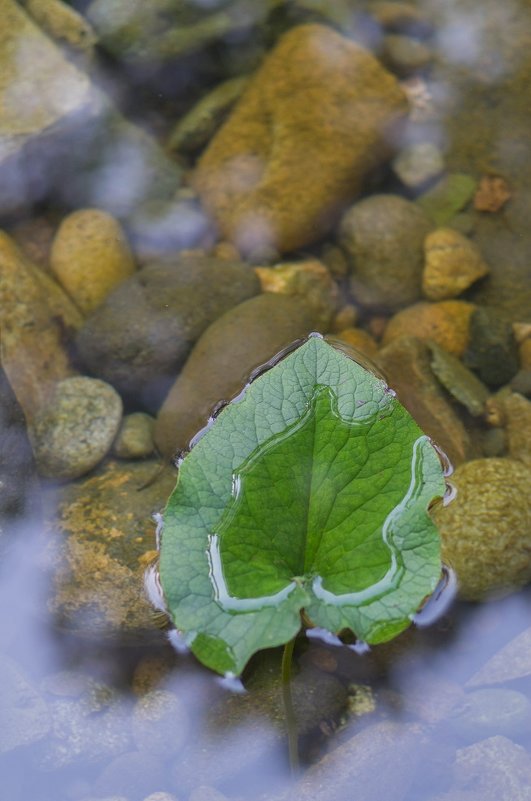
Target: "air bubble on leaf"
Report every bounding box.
[306,627,344,647]
[349,640,371,655]
[217,673,247,694]
[167,628,190,654]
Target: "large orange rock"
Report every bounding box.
[194,24,408,257]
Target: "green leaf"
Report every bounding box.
[159,335,445,675]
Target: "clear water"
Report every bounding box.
[2,0,531,800]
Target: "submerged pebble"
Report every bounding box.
[0,230,75,420]
[24,0,97,54]
[378,336,472,465]
[382,300,475,356]
[446,689,531,742]
[392,142,444,189]
[0,655,50,754]
[0,0,93,216]
[466,627,531,688]
[433,458,531,600]
[464,307,520,387]
[479,427,506,458]
[499,391,531,467]
[381,34,433,76]
[75,253,259,409]
[334,328,379,360]
[340,194,432,309]
[453,736,531,801]
[519,338,531,369]
[94,751,167,801]
[0,369,37,537]
[37,682,131,770]
[368,1,433,36]
[279,721,427,801]
[43,459,177,638]
[510,369,531,397]
[50,209,136,315]
[113,413,155,460]
[132,690,189,757]
[168,75,250,154]
[255,259,337,331]
[175,650,346,794]
[428,342,490,416]
[416,173,477,226]
[188,788,228,801]
[422,228,489,301]
[154,293,324,459]
[29,376,123,480]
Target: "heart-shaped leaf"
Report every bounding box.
[159,335,445,675]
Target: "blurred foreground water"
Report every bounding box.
[1,1,531,799]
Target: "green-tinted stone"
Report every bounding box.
[416,173,477,226]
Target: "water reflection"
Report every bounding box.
[2,0,531,798]
[3,510,531,801]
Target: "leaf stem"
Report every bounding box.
[281,636,300,776]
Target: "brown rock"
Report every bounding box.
[368,1,433,35]
[368,315,389,340]
[154,293,324,459]
[520,338,531,369]
[195,24,408,256]
[10,215,56,268]
[320,244,350,279]
[340,194,433,310]
[378,337,472,465]
[473,175,511,213]
[382,300,475,357]
[428,342,490,417]
[24,0,97,54]
[334,328,379,359]
[281,721,427,801]
[255,259,337,330]
[44,459,177,638]
[380,34,433,76]
[388,673,465,725]
[75,253,260,408]
[0,0,94,215]
[422,228,489,301]
[29,376,123,480]
[465,628,531,687]
[51,209,136,314]
[168,75,250,155]
[131,654,175,696]
[466,627,531,688]
[499,391,531,467]
[331,303,358,332]
[211,241,240,261]
[432,458,531,601]
[0,230,75,419]
[512,322,531,345]
[113,412,155,460]
[28,262,84,332]
[454,736,531,801]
